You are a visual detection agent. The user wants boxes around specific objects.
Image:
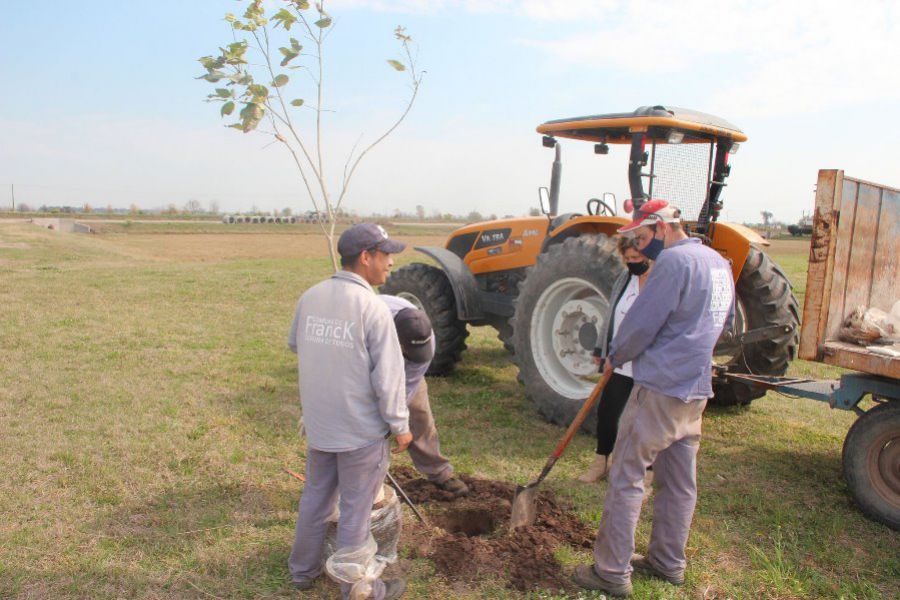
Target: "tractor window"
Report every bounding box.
[647,139,714,223]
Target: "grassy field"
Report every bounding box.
[0,223,896,599]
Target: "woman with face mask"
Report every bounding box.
[579,235,652,483]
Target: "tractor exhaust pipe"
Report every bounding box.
[549,143,561,216]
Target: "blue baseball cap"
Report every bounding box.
[337,223,406,258]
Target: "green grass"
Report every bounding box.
[0,225,896,599]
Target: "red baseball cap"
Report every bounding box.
[618,199,681,233]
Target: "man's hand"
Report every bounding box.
[392,431,413,454]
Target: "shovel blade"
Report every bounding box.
[510,483,539,530]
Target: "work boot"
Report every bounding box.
[291,576,316,591]
[578,454,610,483]
[631,553,684,586]
[572,565,632,597]
[382,578,407,599]
[435,477,469,497]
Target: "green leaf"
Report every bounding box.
[273,74,289,87]
[272,8,297,30]
[197,71,227,83]
[215,88,231,98]
[221,101,235,116]
[248,84,269,100]
[279,49,300,67]
[224,13,236,23]
[239,102,265,133]
[387,59,406,72]
[229,72,253,86]
[290,37,302,51]
[293,0,310,9]
[314,17,332,28]
[290,99,304,107]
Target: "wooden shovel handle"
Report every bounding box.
[550,370,613,459]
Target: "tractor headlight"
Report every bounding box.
[667,130,684,144]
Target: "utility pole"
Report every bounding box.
[10,184,14,212]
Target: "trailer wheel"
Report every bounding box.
[842,401,900,530]
[512,235,621,433]
[381,263,469,375]
[711,248,800,406]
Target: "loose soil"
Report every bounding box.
[392,466,595,593]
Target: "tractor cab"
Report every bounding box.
[537,105,748,237]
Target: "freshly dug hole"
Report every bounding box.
[392,466,596,592]
[434,508,496,537]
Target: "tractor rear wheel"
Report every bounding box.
[512,235,622,433]
[711,248,800,406]
[380,263,469,375]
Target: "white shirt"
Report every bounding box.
[612,275,640,378]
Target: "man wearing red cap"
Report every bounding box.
[574,201,735,597]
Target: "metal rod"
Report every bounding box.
[385,470,428,526]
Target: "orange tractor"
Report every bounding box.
[382,106,800,429]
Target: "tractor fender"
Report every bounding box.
[542,216,630,252]
[413,246,485,321]
[709,222,769,281]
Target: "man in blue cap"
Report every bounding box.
[287,223,412,599]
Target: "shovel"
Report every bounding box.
[510,370,613,530]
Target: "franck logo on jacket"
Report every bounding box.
[305,315,356,349]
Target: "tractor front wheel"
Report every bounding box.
[380,263,469,375]
[512,235,622,433]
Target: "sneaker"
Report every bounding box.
[382,578,407,599]
[436,477,469,497]
[631,553,684,586]
[572,564,632,597]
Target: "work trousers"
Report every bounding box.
[592,384,706,584]
[407,380,454,484]
[288,438,390,600]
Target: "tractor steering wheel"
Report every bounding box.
[587,197,616,216]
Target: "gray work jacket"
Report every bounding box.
[288,270,409,452]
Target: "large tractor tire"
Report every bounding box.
[512,235,622,433]
[711,247,800,406]
[842,401,900,530]
[380,263,468,375]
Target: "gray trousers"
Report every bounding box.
[288,438,390,600]
[407,380,454,483]
[593,384,706,584]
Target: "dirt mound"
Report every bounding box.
[392,466,595,592]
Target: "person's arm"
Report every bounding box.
[404,360,430,403]
[287,300,301,354]
[366,302,410,437]
[608,255,683,367]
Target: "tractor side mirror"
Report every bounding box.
[538,187,551,215]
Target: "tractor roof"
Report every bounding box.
[537,105,748,144]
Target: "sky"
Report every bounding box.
[0,0,898,224]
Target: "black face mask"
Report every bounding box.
[626,261,650,276]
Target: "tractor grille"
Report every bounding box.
[648,141,713,223]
